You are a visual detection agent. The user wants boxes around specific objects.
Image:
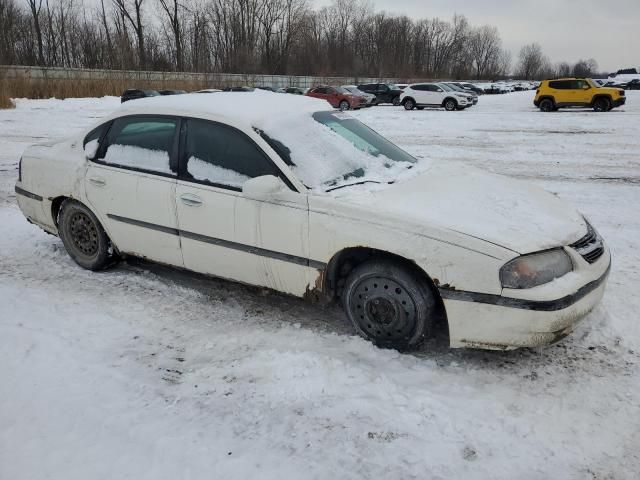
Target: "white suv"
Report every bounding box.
[401,83,471,111]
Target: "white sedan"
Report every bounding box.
[15,91,610,351]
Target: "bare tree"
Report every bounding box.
[112,0,146,68]
[572,58,598,77]
[157,0,185,71]
[517,43,546,79]
[468,25,501,80]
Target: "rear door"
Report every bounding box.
[176,118,313,295]
[410,84,430,104]
[85,115,183,266]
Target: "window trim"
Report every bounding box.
[177,117,298,193]
[89,114,181,179]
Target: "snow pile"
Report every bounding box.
[187,156,250,187]
[104,144,174,175]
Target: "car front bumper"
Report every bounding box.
[442,246,611,350]
[612,97,626,107]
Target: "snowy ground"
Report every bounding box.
[1,92,639,479]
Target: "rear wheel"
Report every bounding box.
[342,259,436,350]
[593,97,610,112]
[58,200,113,270]
[339,100,350,111]
[539,98,554,112]
[392,96,401,106]
[403,99,415,110]
[444,99,457,111]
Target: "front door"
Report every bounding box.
[85,115,183,267]
[176,118,313,295]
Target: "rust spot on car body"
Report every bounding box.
[304,268,332,304]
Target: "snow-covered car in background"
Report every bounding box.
[401,83,472,111]
[15,91,610,351]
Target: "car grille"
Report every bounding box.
[570,223,604,263]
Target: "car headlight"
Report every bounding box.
[500,249,573,289]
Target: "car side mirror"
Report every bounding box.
[84,140,99,160]
[242,175,287,197]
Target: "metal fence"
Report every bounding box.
[0,65,409,89]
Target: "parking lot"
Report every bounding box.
[1,90,639,479]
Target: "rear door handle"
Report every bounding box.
[180,193,203,207]
[88,177,106,187]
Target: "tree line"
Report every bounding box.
[0,0,603,80]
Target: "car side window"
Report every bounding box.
[183,119,283,190]
[549,80,571,90]
[99,116,178,175]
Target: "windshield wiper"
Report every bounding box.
[325,180,389,192]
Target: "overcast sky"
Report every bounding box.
[322,0,640,73]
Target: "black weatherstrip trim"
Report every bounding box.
[15,186,43,201]
[439,263,610,312]
[107,214,179,236]
[107,214,327,269]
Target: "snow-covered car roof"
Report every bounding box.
[118,90,330,126]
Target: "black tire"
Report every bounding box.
[58,199,113,271]
[539,98,554,112]
[593,97,610,112]
[392,96,401,106]
[342,259,436,350]
[339,100,350,111]
[403,98,415,110]
[416,106,424,110]
[444,99,457,111]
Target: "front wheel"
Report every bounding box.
[392,96,401,106]
[58,199,113,270]
[339,100,350,111]
[593,97,610,112]
[342,259,436,350]
[444,99,457,111]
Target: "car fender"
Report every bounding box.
[16,137,88,233]
[308,196,512,296]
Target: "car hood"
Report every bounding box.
[342,163,586,254]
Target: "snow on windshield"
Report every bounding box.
[257,111,415,191]
[104,144,174,175]
[187,156,250,187]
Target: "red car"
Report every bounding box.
[306,86,368,110]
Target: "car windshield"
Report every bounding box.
[343,87,360,94]
[259,111,416,191]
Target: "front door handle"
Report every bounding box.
[88,177,106,187]
[180,193,203,207]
